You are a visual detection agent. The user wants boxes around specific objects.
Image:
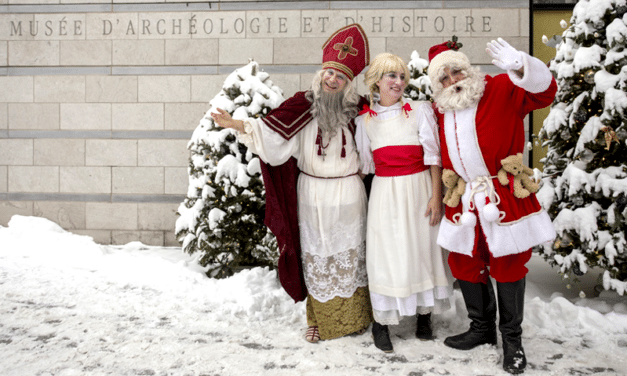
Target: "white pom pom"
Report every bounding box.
[461,212,477,227]
[560,19,568,28]
[483,202,500,222]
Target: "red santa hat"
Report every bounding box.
[321,23,370,81]
[427,37,471,86]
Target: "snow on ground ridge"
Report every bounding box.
[1,215,626,376]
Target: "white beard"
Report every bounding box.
[306,70,361,137]
[313,90,345,137]
[433,71,486,112]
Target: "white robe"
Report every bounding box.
[356,101,453,325]
[239,117,369,303]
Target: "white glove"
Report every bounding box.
[486,38,523,71]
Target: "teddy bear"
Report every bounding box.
[497,153,539,199]
[442,168,466,207]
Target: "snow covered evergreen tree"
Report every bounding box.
[404,50,433,101]
[175,61,284,278]
[537,0,627,294]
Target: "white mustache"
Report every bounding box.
[434,75,486,112]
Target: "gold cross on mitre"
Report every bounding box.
[333,37,358,60]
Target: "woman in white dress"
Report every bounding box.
[355,53,454,352]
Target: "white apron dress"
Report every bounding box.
[356,100,454,325]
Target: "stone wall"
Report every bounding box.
[0,0,530,245]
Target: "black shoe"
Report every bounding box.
[416,313,434,340]
[503,345,527,374]
[444,279,498,350]
[443,328,497,350]
[372,322,393,353]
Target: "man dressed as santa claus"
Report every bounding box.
[428,38,557,374]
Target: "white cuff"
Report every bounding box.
[236,119,254,145]
[507,52,553,94]
[424,156,441,167]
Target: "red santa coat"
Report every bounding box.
[436,53,558,258]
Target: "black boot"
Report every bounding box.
[444,279,497,350]
[416,313,434,340]
[372,322,393,352]
[497,278,527,375]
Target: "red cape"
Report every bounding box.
[262,91,314,140]
[260,91,367,302]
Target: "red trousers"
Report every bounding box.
[448,222,532,284]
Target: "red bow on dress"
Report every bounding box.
[358,104,377,117]
[402,102,412,118]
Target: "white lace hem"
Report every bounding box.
[302,242,369,303]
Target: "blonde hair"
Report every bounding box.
[364,53,411,96]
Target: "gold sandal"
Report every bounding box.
[305,326,320,343]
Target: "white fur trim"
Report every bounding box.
[483,202,500,222]
[437,218,475,256]
[443,107,490,182]
[507,52,553,94]
[481,210,556,258]
[438,208,556,258]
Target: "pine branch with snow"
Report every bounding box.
[175,61,284,278]
[404,50,433,102]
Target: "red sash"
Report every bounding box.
[373,145,428,177]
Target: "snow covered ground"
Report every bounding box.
[1,215,626,376]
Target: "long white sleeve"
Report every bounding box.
[238,118,300,166]
[415,102,441,167]
[355,115,375,174]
